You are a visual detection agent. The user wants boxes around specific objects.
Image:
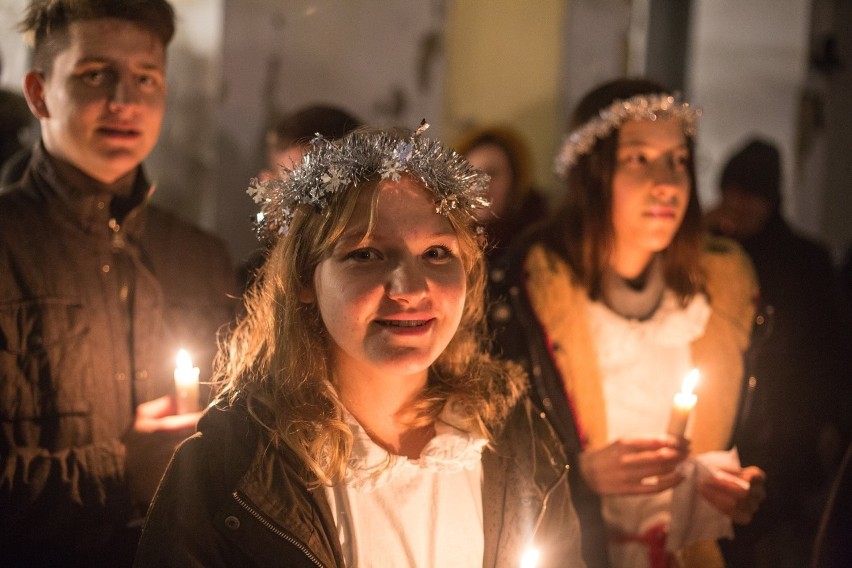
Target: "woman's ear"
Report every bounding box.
[298,285,316,304]
[23,70,49,119]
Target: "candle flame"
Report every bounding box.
[520,547,540,568]
[176,348,192,370]
[681,368,700,395]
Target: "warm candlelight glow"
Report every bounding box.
[520,547,540,568]
[174,348,200,414]
[680,368,699,396]
[667,368,699,437]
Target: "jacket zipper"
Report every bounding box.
[531,451,571,542]
[231,490,327,568]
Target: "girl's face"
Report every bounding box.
[465,142,513,219]
[611,117,691,271]
[307,177,467,383]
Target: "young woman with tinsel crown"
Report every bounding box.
[135,125,586,567]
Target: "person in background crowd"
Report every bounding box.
[135,127,585,568]
[239,104,361,289]
[258,103,361,182]
[705,138,851,568]
[489,77,766,568]
[0,1,236,566]
[455,126,549,261]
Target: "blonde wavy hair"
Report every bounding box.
[214,175,524,486]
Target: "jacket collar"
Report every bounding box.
[29,141,153,239]
[199,404,344,568]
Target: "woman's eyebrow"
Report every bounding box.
[618,139,688,151]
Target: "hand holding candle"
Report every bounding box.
[667,368,699,438]
[174,349,200,414]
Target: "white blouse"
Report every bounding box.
[324,408,487,568]
[586,290,711,568]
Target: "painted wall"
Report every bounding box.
[805,0,852,256]
[215,0,448,263]
[444,0,567,197]
[0,0,29,89]
[145,0,224,232]
[687,0,811,226]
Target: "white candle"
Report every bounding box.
[174,349,200,414]
[520,547,540,568]
[666,368,699,437]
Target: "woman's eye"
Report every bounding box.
[344,248,378,262]
[620,152,648,166]
[423,245,454,261]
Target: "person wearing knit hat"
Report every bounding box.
[709,138,781,239]
[707,137,852,567]
[721,139,781,203]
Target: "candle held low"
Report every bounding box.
[174,349,200,414]
[520,547,540,568]
[666,368,699,438]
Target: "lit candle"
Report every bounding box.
[520,547,540,568]
[174,349,200,414]
[666,368,699,438]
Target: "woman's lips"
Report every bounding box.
[644,206,677,218]
[374,318,435,334]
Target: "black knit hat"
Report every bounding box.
[720,138,782,208]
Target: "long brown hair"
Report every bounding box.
[215,175,524,486]
[540,77,705,304]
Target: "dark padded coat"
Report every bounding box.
[135,393,588,568]
[0,143,236,566]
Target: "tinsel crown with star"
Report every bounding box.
[247,122,491,240]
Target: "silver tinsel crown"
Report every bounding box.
[247,122,491,240]
[554,92,701,178]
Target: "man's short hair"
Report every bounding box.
[268,105,362,150]
[18,0,176,73]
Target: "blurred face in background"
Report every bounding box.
[712,185,771,239]
[465,142,513,221]
[260,139,309,182]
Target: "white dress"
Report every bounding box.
[586,290,711,568]
[324,407,488,568]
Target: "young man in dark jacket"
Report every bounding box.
[0,1,236,566]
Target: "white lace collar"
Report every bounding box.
[587,290,711,367]
[341,406,487,492]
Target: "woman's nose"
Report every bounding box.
[651,156,680,184]
[649,157,686,197]
[386,259,428,303]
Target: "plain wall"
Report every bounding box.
[444,0,566,196]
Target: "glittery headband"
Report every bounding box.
[247,122,491,240]
[554,92,701,178]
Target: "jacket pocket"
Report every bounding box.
[0,298,94,448]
